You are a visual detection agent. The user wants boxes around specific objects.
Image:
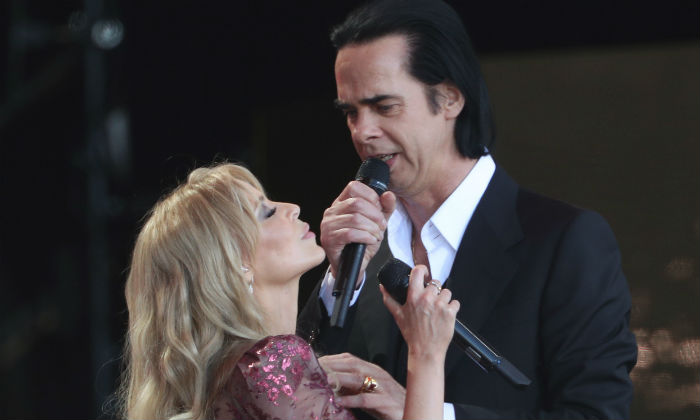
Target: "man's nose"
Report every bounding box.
[351,110,382,143]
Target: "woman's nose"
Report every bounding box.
[285,202,300,219]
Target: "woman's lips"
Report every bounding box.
[301,223,315,239]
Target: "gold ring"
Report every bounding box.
[359,375,378,393]
[427,280,442,294]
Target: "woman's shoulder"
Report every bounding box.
[246,334,313,359]
[214,334,352,419]
[238,334,316,379]
[231,335,333,412]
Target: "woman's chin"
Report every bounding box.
[307,248,327,272]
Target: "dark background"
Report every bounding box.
[1,1,698,418]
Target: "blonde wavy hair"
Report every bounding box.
[118,163,272,419]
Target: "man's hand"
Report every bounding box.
[319,353,405,420]
[320,181,396,286]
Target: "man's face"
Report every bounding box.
[334,35,459,199]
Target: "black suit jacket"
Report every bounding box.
[298,164,637,419]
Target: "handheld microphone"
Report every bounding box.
[378,258,531,388]
[330,158,390,328]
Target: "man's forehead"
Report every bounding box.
[335,68,408,104]
[334,38,416,99]
[336,36,409,71]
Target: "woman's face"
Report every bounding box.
[241,183,325,286]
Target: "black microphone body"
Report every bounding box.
[330,158,390,328]
[378,258,531,388]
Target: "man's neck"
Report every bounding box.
[400,156,478,232]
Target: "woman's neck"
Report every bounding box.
[256,277,300,336]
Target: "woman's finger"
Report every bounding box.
[406,265,430,300]
[437,287,452,303]
[318,353,358,373]
[328,371,365,394]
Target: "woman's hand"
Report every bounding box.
[319,353,406,420]
[380,264,460,361]
[380,264,459,419]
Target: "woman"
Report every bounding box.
[119,163,459,419]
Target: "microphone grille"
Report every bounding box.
[356,158,390,192]
[378,258,411,304]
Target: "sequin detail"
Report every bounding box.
[212,335,354,420]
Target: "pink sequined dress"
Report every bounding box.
[212,334,355,420]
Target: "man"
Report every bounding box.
[298,1,637,418]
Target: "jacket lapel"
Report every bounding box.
[444,165,523,373]
[352,165,524,378]
[354,240,401,371]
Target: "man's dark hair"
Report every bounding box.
[331,0,494,158]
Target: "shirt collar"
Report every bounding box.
[387,154,496,253]
[431,154,496,250]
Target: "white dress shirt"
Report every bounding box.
[320,154,496,420]
[387,153,496,282]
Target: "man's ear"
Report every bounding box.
[437,82,465,119]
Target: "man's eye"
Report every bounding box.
[377,104,398,113]
[342,109,357,119]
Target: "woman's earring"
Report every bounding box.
[241,266,254,294]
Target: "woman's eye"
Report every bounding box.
[265,207,277,218]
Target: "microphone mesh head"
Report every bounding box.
[356,158,390,193]
[378,258,411,304]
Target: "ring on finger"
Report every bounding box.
[426,280,442,294]
[359,375,378,393]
